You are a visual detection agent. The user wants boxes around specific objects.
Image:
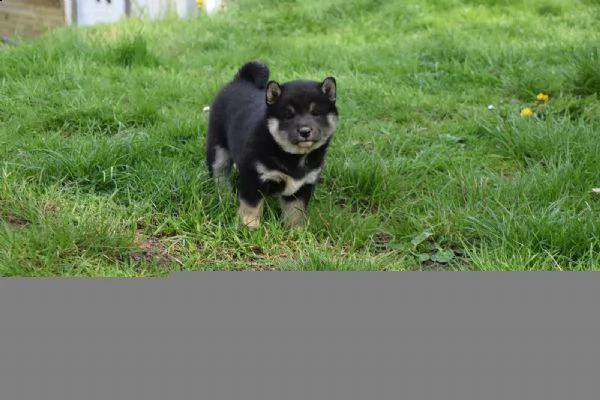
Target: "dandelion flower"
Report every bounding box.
[520,107,533,117]
[536,92,549,102]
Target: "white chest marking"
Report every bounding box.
[255,162,321,196]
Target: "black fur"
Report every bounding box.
[205,60,339,227]
[233,60,270,90]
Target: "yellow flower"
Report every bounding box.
[197,0,204,7]
[520,107,533,117]
[536,92,549,102]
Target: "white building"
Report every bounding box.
[64,0,222,27]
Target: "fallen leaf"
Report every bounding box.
[431,250,455,264]
[417,253,431,262]
[411,230,433,248]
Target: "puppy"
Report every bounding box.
[205,60,338,228]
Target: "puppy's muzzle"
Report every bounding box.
[297,126,313,139]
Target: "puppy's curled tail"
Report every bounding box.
[234,60,270,90]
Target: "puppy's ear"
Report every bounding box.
[320,77,336,103]
[266,81,282,105]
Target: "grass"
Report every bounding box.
[1,0,600,275]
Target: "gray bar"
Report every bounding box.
[0,273,598,400]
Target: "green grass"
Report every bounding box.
[2,0,600,274]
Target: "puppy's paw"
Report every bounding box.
[241,214,261,228]
[239,199,264,229]
[280,198,306,227]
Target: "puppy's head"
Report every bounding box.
[265,77,338,154]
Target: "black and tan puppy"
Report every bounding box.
[205,60,338,228]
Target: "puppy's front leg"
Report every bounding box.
[280,184,315,227]
[238,170,265,228]
[239,197,264,228]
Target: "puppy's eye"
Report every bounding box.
[284,111,295,119]
[311,109,321,116]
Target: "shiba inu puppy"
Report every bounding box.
[205,60,338,228]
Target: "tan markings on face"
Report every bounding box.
[280,198,306,227]
[287,105,296,114]
[267,118,309,154]
[267,118,330,155]
[297,141,314,148]
[326,113,338,130]
[308,102,316,113]
[239,198,264,228]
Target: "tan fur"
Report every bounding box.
[239,199,264,228]
[266,82,282,105]
[266,117,334,155]
[256,162,321,197]
[212,146,232,193]
[280,198,306,227]
[321,78,336,102]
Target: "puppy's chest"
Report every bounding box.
[255,158,321,197]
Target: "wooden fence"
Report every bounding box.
[0,0,66,38]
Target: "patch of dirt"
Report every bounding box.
[3,213,29,227]
[248,265,278,271]
[129,230,181,266]
[369,231,395,254]
[1,197,59,228]
[419,261,453,271]
[231,247,279,271]
[227,260,279,271]
[41,200,59,213]
[335,198,379,217]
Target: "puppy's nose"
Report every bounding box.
[298,126,312,138]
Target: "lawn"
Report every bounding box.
[1,0,600,275]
